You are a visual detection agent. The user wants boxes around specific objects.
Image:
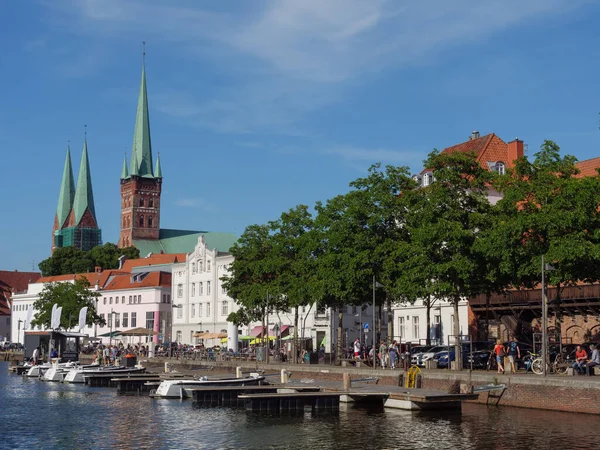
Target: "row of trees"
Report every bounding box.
[38,243,140,276]
[223,141,600,366]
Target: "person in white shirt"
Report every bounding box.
[353,339,361,358]
[31,347,40,365]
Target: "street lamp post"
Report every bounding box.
[541,255,555,377]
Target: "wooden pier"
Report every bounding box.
[239,392,345,413]
[188,385,321,406]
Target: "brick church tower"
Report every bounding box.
[118,60,162,249]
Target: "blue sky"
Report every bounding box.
[2,0,600,271]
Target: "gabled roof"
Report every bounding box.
[0,271,41,315]
[133,229,238,256]
[131,64,154,178]
[103,271,172,291]
[575,157,600,178]
[36,270,128,288]
[442,133,496,156]
[72,138,97,225]
[120,253,186,272]
[56,146,75,229]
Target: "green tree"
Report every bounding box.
[484,140,600,336]
[400,149,493,368]
[31,277,104,329]
[38,243,140,276]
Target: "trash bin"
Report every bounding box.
[309,352,319,364]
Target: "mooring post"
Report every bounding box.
[236,367,243,378]
[281,369,289,384]
[343,372,351,390]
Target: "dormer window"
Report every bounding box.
[422,173,433,187]
[495,162,506,175]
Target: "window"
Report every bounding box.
[148,216,153,227]
[198,261,203,272]
[192,283,196,297]
[206,303,210,317]
[167,295,171,304]
[100,313,105,324]
[140,215,145,227]
[191,263,196,274]
[412,316,420,339]
[114,313,120,328]
[139,198,144,207]
[123,313,129,328]
[221,285,226,295]
[176,331,182,342]
[496,162,506,175]
[177,284,183,298]
[398,317,405,338]
[129,296,132,304]
[198,303,203,317]
[352,306,357,314]
[122,296,125,304]
[222,301,228,316]
[107,314,112,328]
[423,173,433,186]
[177,306,183,319]
[109,297,113,305]
[207,260,211,272]
[131,312,137,327]
[149,197,154,208]
[103,297,106,305]
[191,304,196,318]
[199,282,203,295]
[145,312,154,330]
[207,281,211,295]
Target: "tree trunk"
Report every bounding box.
[293,307,299,364]
[337,308,343,364]
[426,295,431,346]
[262,309,266,363]
[386,291,393,345]
[453,295,461,370]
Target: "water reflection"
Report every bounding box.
[1,362,598,450]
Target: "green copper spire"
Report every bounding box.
[121,153,129,179]
[131,63,154,177]
[56,145,75,229]
[130,150,139,176]
[155,153,162,178]
[72,138,97,224]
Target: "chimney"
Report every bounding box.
[95,266,102,274]
[508,138,524,166]
[470,130,480,140]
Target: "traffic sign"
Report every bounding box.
[363,323,369,330]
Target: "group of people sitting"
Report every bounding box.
[572,344,600,376]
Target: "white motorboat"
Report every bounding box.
[41,360,82,382]
[64,365,140,383]
[151,374,266,399]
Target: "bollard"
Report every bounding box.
[281,369,289,384]
[236,367,243,378]
[398,374,404,387]
[416,374,422,389]
[343,372,351,390]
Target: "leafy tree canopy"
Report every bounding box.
[38,243,140,276]
[31,277,104,329]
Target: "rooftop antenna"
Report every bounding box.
[142,41,146,66]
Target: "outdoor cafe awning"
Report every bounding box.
[99,331,122,338]
[193,332,227,339]
[119,327,160,336]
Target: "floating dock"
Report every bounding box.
[188,385,322,406]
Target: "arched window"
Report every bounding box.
[148,216,153,227]
[139,197,144,207]
[139,215,144,227]
[149,198,154,208]
[495,162,506,175]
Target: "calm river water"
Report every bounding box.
[0,362,598,449]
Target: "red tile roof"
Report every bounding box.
[442,133,496,156]
[37,270,128,288]
[120,254,186,272]
[575,157,600,178]
[102,271,172,291]
[0,270,41,315]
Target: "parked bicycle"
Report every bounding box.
[525,351,569,375]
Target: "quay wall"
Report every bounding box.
[146,358,600,415]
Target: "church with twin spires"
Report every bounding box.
[52,56,238,256]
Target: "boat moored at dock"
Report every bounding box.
[151,374,266,399]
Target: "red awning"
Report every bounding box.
[270,325,290,336]
[250,326,263,337]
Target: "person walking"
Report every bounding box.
[572,345,587,375]
[505,337,520,373]
[585,344,600,376]
[353,338,361,359]
[494,339,505,374]
[388,341,398,369]
[31,347,40,365]
[379,340,387,369]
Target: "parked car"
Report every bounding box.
[414,346,448,367]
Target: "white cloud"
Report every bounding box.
[42,0,587,131]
